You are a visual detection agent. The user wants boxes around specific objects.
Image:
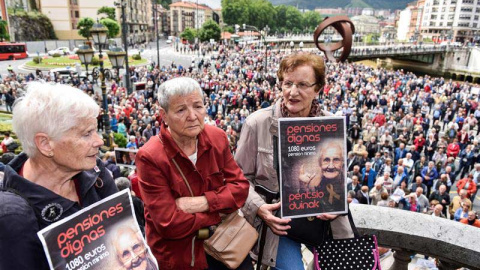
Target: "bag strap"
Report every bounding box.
[347,209,360,237]
[172,157,194,197]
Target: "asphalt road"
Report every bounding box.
[0,39,194,75]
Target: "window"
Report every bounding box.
[75,11,79,18]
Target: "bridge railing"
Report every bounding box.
[350,204,480,270]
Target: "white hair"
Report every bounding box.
[12,82,99,157]
[157,77,204,112]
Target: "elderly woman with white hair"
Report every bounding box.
[136,77,250,269]
[0,82,118,270]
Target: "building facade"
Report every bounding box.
[421,0,480,43]
[169,1,219,37]
[37,0,152,42]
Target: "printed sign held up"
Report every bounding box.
[37,189,158,270]
[278,117,348,218]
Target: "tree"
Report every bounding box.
[97,6,116,20]
[303,11,322,32]
[222,0,251,26]
[198,19,221,42]
[158,0,172,9]
[0,20,10,41]
[248,0,275,29]
[285,6,303,33]
[77,17,94,40]
[274,5,289,31]
[180,27,196,43]
[100,18,120,38]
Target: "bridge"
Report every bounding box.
[350,204,480,270]
[259,34,480,82]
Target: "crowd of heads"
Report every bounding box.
[2,42,480,225]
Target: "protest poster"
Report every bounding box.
[114,147,138,168]
[278,117,348,218]
[37,189,158,270]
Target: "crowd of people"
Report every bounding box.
[1,41,480,269]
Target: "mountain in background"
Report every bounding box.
[269,0,410,11]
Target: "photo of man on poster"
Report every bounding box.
[298,139,346,212]
[111,225,158,270]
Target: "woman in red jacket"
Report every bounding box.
[447,138,461,158]
[456,174,478,199]
[136,77,250,270]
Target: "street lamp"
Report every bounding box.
[114,0,132,94]
[77,20,119,148]
[76,44,94,75]
[107,46,127,76]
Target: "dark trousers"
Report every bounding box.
[206,254,253,270]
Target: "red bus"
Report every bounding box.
[0,42,28,60]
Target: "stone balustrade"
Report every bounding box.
[349,204,480,270]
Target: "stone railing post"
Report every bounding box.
[388,249,415,270]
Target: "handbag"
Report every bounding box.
[172,158,258,269]
[286,217,331,246]
[313,212,381,270]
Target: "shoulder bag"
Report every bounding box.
[172,158,258,269]
[313,211,381,270]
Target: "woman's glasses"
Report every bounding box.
[282,81,318,90]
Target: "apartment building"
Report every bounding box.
[38,0,152,42]
[421,0,480,42]
[169,1,219,36]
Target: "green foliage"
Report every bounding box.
[92,56,99,65]
[29,0,37,10]
[345,0,371,8]
[303,11,322,32]
[52,53,61,58]
[365,33,380,45]
[157,0,172,9]
[222,0,273,30]
[97,6,116,20]
[180,28,197,43]
[33,56,42,63]
[77,17,94,40]
[113,132,127,148]
[284,6,303,33]
[199,20,221,42]
[100,18,120,38]
[0,20,10,41]
[132,54,141,60]
[224,26,234,33]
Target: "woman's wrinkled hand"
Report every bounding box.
[257,202,291,236]
[175,196,209,214]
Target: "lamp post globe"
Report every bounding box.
[90,21,108,48]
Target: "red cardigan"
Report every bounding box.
[136,124,249,270]
[456,178,477,198]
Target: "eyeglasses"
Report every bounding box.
[282,81,318,90]
[321,157,342,166]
